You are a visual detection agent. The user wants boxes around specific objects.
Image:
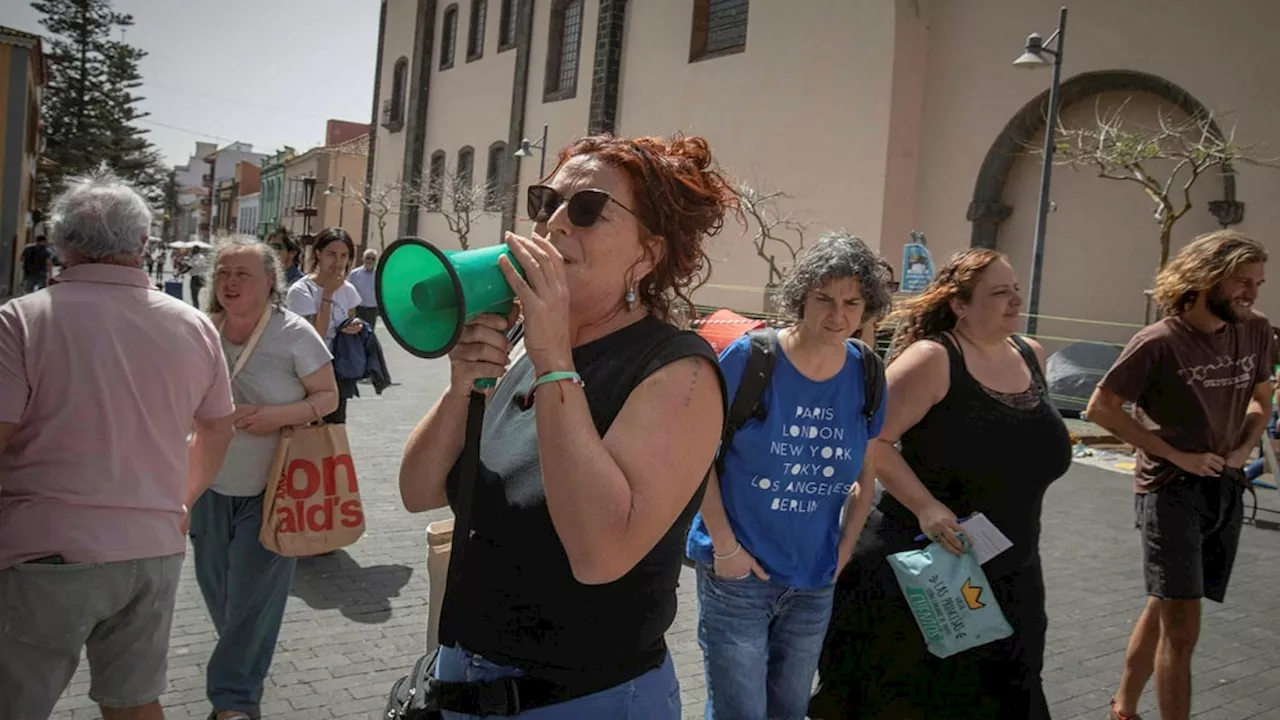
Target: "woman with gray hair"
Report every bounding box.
[686,232,892,720]
[189,235,339,720]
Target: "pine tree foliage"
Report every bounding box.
[32,0,167,206]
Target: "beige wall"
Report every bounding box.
[321,150,369,244]
[912,0,1280,350]
[617,0,899,311]
[372,0,1280,343]
[370,0,419,249]
[418,0,523,251]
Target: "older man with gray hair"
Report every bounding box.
[0,172,236,720]
[346,246,380,329]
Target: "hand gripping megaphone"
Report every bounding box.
[375,236,524,387]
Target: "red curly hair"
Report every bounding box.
[545,134,740,321]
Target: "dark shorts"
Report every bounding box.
[1135,471,1244,603]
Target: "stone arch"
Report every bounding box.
[967,69,1242,249]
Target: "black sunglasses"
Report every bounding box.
[527,184,639,228]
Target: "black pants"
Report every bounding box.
[1136,470,1244,603]
[355,306,379,330]
[190,276,204,308]
[323,395,347,425]
[811,510,1050,720]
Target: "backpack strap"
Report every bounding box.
[850,337,885,432]
[716,327,779,474]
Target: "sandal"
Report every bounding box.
[1108,699,1142,720]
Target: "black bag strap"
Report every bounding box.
[1007,334,1045,385]
[715,328,779,474]
[850,337,885,431]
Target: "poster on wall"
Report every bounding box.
[900,230,935,294]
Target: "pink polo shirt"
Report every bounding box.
[0,264,235,569]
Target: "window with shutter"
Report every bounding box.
[543,0,583,101]
[467,0,487,61]
[427,152,445,211]
[499,0,518,51]
[690,0,748,62]
[441,4,459,70]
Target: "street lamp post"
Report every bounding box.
[514,124,550,178]
[1013,6,1067,337]
[325,176,348,228]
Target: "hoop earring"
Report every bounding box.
[625,287,638,310]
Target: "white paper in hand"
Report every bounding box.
[958,512,1013,565]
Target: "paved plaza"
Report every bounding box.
[48,323,1280,720]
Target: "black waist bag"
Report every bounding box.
[384,649,441,719]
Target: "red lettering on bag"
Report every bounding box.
[272,454,364,536]
[340,499,364,528]
[324,454,358,494]
[284,459,321,499]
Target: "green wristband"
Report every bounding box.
[532,371,584,390]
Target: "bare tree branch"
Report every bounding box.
[735,182,810,286]
[330,180,405,250]
[1031,96,1279,269]
[402,165,507,250]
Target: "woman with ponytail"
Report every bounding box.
[810,249,1072,720]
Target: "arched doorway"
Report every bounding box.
[966,69,1242,250]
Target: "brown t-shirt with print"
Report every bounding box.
[1098,312,1274,493]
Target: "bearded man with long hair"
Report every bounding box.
[1087,230,1273,720]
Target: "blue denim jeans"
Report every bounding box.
[434,644,680,719]
[696,566,835,720]
[1245,409,1280,482]
[189,490,296,717]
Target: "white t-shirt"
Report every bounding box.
[285,276,362,343]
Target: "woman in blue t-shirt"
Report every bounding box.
[687,232,892,720]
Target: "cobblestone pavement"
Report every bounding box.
[49,326,1280,719]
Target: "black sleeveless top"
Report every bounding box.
[877,334,1072,575]
[441,315,726,691]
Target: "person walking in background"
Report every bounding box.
[0,171,236,720]
[810,248,1072,720]
[267,227,304,287]
[286,227,364,424]
[347,248,380,330]
[686,232,891,720]
[1087,231,1272,720]
[20,235,54,293]
[192,236,339,720]
[189,246,211,307]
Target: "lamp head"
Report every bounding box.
[1013,33,1050,68]
[513,140,534,158]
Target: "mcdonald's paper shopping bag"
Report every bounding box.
[887,542,1013,659]
[261,424,366,556]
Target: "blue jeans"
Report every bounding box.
[434,644,680,719]
[696,566,835,720]
[189,490,296,716]
[1246,409,1280,482]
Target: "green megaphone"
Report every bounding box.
[376,237,524,388]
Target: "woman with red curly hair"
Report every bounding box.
[398,134,736,718]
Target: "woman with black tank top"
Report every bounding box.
[809,249,1073,720]
[398,134,738,719]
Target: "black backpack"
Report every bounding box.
[715,328,885,475]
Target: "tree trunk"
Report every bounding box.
[1158,222,1174,269]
